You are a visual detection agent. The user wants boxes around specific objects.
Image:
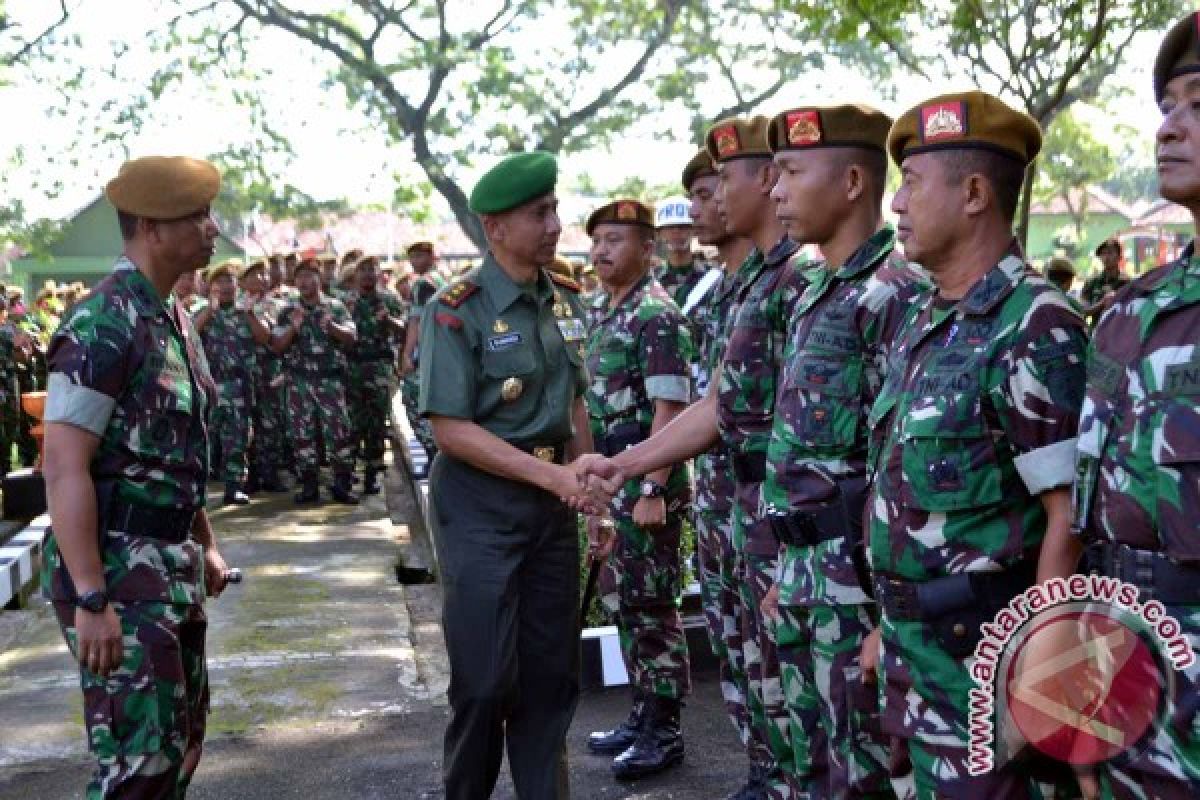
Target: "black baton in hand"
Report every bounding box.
[224,568,244,584]
[580,556,600,630]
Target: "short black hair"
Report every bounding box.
[117,210,140,241]
[829,147,889,206]
[938,149,1027,222]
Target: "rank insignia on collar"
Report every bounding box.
[786,110,823,147]
[920,101,967,144]
[493,318,509,333]
[714,124,741,158]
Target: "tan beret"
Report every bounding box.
[768,103,892,154]
[681,148,716,191]
[704,116,772,163]
[1155,14,1200,103]
[207,259,241,283]
[105,156,220,219]
[240,259,267,280]
[887,90,1042,167]
[356,255,381,270]
[586,199,655,236]
[340,248,364,266]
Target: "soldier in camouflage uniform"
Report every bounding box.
[0,297,34,474]
[1082,237,1131,322]
[582,199,695,779]
[654,196,712,310]
[866,92,1086,799]
[238,258,289,493]
[194,259,270,504]
[271,259,360,505]
[1063,20,1200,798]
[762,104,925,800]
[348,255,406,495]
[578,116,819,800]
[39,155,232,799]
[400,241,443,473]
[681,146,765,796]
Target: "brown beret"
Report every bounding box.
[407,241,434,255]
[206,259,241,283]
[1046,257,1075,276]
[704,115,771,163]
[768,103,892,153]
[105,156,220,219]
[887,90,1042,167]
[356,255,381,270]
[681,148,716,191]
[340,248,364,266]
[1155,14,1200,103]
[586,199,655,236]
[240,259,267,280]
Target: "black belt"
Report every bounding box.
[874,562,1036,622]
[1086,542,1200,605]
[106,497,197,544]
[594,421,644,458]
[731,451,766,484]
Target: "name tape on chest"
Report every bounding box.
[487,332,524,351]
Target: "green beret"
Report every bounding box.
[768,103,892,153]
[681,148,715,191]
[585,199,655,236]
[469,151,558,214]
[704,115,771,163]
[1155,14,1200,103]
[887,90,1042,167]
[105,156,220,219]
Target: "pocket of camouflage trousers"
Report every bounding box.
[1152,404,1200,562]
[900,430,1002,513]
[619,554,682,609]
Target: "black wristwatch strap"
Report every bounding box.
[77,589,109,613]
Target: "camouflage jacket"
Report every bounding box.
[585,272,694,507]
[693,266,745,518]
[1081,270,1131,307]
[251,289,290,386]
[656,259,711,310]
[0,323,18,403]
[766,228,927,606]
[1074,244,1200,561]
[274,294,355,378]
[200,302,259,384]
[867,249,1087,582]
[350,288,406,363]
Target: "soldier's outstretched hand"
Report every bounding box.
[572,454,624,501]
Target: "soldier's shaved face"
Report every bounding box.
[1157,74,1200,206]
[716,158,771,237]
[892,153,962,272]
[771,150,844,244]
[590,223,648,286]
[688,175,726,246]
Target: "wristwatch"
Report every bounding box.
[640,480,667,499]
[77,589,109,613]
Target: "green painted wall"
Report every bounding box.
[6,197,242,295]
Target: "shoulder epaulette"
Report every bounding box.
[548,272,581,293]
[439,280,479,309]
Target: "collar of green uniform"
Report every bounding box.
[479,252,552,312]
[116,256,175,318]
[764,235,799,267]
[835,227,896,280]
[605,271,654,315]
[957,243,1024,316]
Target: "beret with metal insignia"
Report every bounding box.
[585,199,655,236]
[1154,13,1200,104]
[886,90,1042,167]
[681,147,716,191]
[767,103,892,154]
[704,115,772,163]
[469,151,558,215]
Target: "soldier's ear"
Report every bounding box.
[844,163,866,204]
[962,173,991,218]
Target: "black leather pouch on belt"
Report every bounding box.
[1095,542,1200,605]
[768,476,874,597]
[731,451,766,484]
[875,561,1036,658]
[595,421,644,458]
[103,492,197,545]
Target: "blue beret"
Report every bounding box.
[469,151,558,214]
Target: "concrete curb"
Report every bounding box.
[0,514,50,610]
[388,390,437,580]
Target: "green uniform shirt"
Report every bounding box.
[417,253,588,446]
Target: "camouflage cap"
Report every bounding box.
[887,90,1042,167]
[704,115,771,163]
[585,199,655,236]
[1154,13,1200,103]
[468,150,558,214]
[767,103,892,153]
[681,148,716,191]
[105,156,220,219]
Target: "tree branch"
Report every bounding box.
[2,0,70,66]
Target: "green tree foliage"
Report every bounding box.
[1034,109,1118,240]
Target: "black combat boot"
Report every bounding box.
[362,467,381,496]
[611,694,684,780]
[223,481,250,505]
[259,469,288,493]
[331,472,360,505]
[243,466,260,495]
[587,691,647,755]
[294,472,319,504]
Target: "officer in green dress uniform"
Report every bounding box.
[418,150,599,800]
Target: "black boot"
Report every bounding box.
[587,691,647,755]
[331,472,360,505]
[611,695,684,780]
[362,467,381,496]
[259,469,288,493]
[294,472,319,504]
[223,481,250,505]
[726,763,770,800]
[243,466,260,495]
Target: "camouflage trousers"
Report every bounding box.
[598,507,691,699]
[286,373,354,474]
[880,617,1070,799]
[251,372,287,474]
[1089,603,1200,800]
[53,600,209,800]
[349,359,394,471]
[402,374,437,460]
[692,500,756,759]
[777,601,891,799]
[211,377,253,483]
